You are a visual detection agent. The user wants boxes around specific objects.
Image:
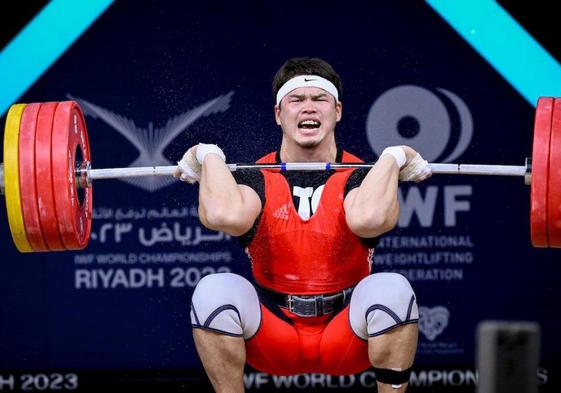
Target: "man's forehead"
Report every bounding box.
[287,86,332,96]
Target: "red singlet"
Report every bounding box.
[246,151,372,294]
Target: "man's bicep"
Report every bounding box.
[204,184,261,237]
[238,184,263,228]
[234,168,264,216]
[344,182,392,241]
[343,187,360,224]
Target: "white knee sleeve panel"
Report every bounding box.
[349,273,419,339]
[190,273,261,339]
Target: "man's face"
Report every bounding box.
[275,86,342,149]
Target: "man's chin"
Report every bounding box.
[294,131,322,147]
[296,140,321,149]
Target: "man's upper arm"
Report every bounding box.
[233,184,262,234]
[223,169,265,236]
[343,169,383,245]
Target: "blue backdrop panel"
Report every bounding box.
[0,1,559,391]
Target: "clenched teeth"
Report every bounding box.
[298,120,321,128]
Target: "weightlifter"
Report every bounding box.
[174,57,432,393]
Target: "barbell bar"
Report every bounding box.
[1,99,559,252]
[78,162,529,182]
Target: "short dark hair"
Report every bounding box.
[272,57,343,103]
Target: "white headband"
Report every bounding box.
[276,75,339,105]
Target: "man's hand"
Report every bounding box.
[174,143,227,184]
[380,145,432,183]
[398,145,432,182]
[174,145,202,184]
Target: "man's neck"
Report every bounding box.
[280,144,337,162]
[279,143,337,162]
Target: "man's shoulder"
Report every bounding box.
[256,151,277,164]
[341,150,364,163]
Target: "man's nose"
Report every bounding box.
[302,99,317,112]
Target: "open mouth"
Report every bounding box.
[298,120,321,130]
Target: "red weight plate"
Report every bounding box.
[35,102,66,251]
[18,103,49,251]
[548,99,561,247]
[52,101,92,250]
[530,97,553,247]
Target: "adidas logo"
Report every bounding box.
[273,204,290,220]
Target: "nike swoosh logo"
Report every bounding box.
[304,78,317,82]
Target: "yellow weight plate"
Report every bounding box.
[4,103,33,252]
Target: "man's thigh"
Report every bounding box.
[245,304,370,375]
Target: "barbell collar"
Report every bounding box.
[76,161,92,189]
[525,157,532,186]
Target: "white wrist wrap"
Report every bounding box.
[381,146,407,169]
[196,143,226,164]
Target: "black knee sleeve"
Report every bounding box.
[372,366,412,385]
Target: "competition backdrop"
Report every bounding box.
[1,1,560,392]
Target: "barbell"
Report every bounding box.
[1,98,559,252]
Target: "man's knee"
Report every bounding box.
[349,273,419,339]
[190,273,261,339]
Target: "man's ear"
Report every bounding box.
[274,104,281,126]
[336,101,342,122]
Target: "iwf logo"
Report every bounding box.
[366,85,473,162]
[68,92,234,192]
[418,306,450,341]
